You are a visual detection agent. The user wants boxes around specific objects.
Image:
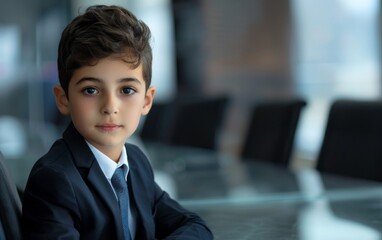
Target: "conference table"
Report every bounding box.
[144,142,382,240]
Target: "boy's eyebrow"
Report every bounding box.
[75,77,142,85]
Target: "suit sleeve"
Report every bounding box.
[128,145,213,239]
[22,166,80,239]
[153,182,214,240]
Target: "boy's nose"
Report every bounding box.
[101,95,119,115]
[102,107,118,115]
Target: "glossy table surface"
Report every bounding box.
[145,143,382,240]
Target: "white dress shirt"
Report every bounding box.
[86,141,136,238]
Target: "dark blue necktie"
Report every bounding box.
[111,166,131,240]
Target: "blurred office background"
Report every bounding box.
[0,0,380,187]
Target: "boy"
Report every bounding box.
[22,5,213,240]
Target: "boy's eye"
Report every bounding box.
[121,87,135,95]
[83,87,98,95]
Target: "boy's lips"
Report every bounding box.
[96,123,122,132]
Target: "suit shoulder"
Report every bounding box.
[125,143,149,160]
[125,143,153,170]
[30,139,74,174]
[25,139,80,198]
[125,143,143,153]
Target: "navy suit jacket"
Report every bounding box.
[22,123,213,239]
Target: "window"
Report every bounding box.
[292,0,380,160]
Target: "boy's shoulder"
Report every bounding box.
[125,143,151,162]
[125,143,144,157]
[124,143,155,177]
[31,138,73,169]
[26,138,79,187]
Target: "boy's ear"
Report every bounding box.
[53,85,71,115]
[142,86,156,115]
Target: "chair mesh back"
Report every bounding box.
[241,99,306,165]
[316,100,382,181]
[0,152,22,239]
[169,96,229,150]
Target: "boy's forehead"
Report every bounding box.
[70,57,144,84]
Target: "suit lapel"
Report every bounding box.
[87,162,124,239]
[126,145,154,239]
[62,123,124,239]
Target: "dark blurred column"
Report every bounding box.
[204,0,293,155]
[171,0,293,155]
[171,0,293,97]
[202,0,293,98]
[380,2,382,93]
[171,0,205,95]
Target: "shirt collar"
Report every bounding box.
[86,141,129,181]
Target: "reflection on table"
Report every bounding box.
[145,143,382,240]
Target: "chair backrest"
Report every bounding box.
[168,96,229,150]
[316,99,382,182]
[241,99,306,165]
[139,101,176,143]
[0,152,22,240]
[0,218,6,240]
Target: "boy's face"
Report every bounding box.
[54,56,155,161]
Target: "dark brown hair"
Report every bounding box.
[57,5,152,96]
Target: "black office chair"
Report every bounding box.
[0,151,22,239]
[241,99,306,166]
[168,96,229,150]
[0,218,6,240]
[316,99,382,182]
[139,101,176,143]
